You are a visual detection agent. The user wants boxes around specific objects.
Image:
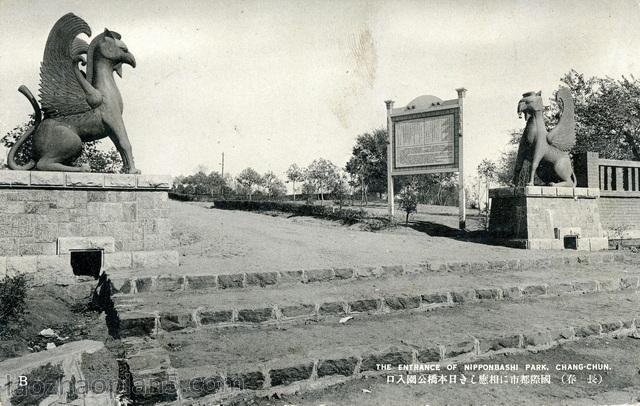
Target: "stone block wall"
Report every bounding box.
[0,170,178,281]
[573,152,640,239]
[0,189,171,256]
[599,197,640,236]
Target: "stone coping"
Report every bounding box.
[489,186,600,199]
[601,190,640,198]
[115,275,640,332]
[0,170,171,190]
[108,252,626,294]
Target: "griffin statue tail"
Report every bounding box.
[7,85,41,170]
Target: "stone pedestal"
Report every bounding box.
[488,186,608,250]
[0,170,178,283]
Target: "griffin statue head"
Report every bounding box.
[517,90,543,121]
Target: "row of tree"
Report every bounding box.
[171,124,460,206]
[172,158,350,203]
[286,159,349,203]
[172,168,288,200]
[233,168,287,200]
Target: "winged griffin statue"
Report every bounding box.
[7,13,139,173]
[512,88,576,187]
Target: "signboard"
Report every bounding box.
[389,97,460,175]
[393,112,458,171]
[385,89,466,228]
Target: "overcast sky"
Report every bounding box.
[1,0,639,179]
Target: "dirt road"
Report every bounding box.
[168,201,588,275]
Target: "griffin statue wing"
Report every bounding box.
[546,87,576,152]
[38,13,92,118]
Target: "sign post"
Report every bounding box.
[385,89,466,228]
[385,100,395,218]
[456,88,466,229]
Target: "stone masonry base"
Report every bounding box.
[0,170,178,283]
[489,186,608,250]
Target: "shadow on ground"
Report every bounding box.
[407,219,509,247]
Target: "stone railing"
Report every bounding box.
[574,152,640,196]
[599,159,640,195]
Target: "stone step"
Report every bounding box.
[124,290,640,404]
[108,251,627,295]
[114,261,640,335]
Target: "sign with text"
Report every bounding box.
[390,104,460,175]
[394,114,456,168]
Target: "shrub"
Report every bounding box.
[168,192,196,201]
[398,184,418,225]
[361,217,395,231]
[0,274,28,334]
[212,200,367,225]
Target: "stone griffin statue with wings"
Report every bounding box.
[513,88,576,187]
[7,13,139,173]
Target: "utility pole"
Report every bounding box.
[221,152,225,178]
[220,152,225,198]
